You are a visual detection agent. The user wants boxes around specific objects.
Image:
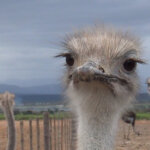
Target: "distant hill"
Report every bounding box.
[136,93,150,103]
[15,94,65,105]
[0,84,150,105]
[0,84,63,94]
[13,93,150,106]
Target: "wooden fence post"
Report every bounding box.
[20,120,24,150]
[61,118,64,150]
[54,117,57,150]
[49,118,52,150]
[36,118,40,150]
[64,119,67,150]
[68,118,71,150]
[67,119,69,150]
[58,118,61,150]
[29,119,33,150]
[66,118,69,150]
[43,112,50,150]
[71,116,77,150]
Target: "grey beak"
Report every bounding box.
[69,61,128,85]
[69,62,103,83]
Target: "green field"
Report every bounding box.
[136,112,150,120]
[0,112,150,120]
[0,112,71,120]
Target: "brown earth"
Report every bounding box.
[116,120,150,150]
[0,120,150,150]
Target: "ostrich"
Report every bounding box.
[146,77,150,94]
[0,92,16,150]
[56,25,145,150]
[122,111,140,139]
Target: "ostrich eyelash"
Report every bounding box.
[55,53,72,58]
[55,50,78,58]
[128,58,146,64]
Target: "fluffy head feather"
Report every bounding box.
[63,26,141,59]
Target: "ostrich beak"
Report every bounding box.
[69,62,128,85]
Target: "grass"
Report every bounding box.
[0,112,150,120]
[136,112,150,120]
[0,112,71,120]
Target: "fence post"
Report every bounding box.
[54,117,57,150]
[36,118,40,150]
[58,117,61,150]
[20,120,24,150]
[66,118,69,150]
[66,119,69,150]
[68,118,71,150]
[49,118,52,150]
[71,116,77,150]
[43,112,50,150]
[64,119,67,150]
[29,119,33,150]
[61,118,64,150]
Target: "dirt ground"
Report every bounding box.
[0,120,150,150]
[116,120,150,150]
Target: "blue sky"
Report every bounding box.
[0,0,150,92]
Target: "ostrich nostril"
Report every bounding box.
[98,66,105,73]
[69,74,72,79]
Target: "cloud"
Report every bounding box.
[0,0,150,88]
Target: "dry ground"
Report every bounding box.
[0,120,150,150]
[116,120,150,150]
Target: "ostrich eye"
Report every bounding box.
[123,59,137,72]
[66,54,74,66]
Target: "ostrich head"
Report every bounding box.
[0,92,15,109]
[147,77,150,94]
[57,26,144,110]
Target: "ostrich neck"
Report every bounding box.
[77,108,119,150]
[68,85,123,150]
[3,102,16,150]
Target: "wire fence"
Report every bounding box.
[0,112,76,150]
